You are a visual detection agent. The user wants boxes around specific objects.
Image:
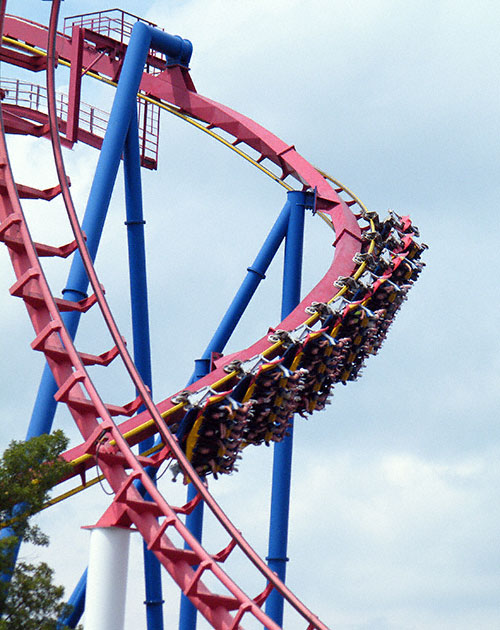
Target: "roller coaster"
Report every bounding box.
[0,2,426,629]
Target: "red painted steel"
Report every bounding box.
[0,4,425,628]
[0,77,159,167]
[65,24,83,143]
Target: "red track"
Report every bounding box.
[0,3,426,628]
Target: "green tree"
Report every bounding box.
[0,561,73,630]
[0,430,79,629]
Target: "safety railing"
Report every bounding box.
[63,9,159,44]
[0,78,160,169]
[62,9,167,75]
[138,96,160,169]
[1,79,64,121]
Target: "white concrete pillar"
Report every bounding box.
[84,526,131,630]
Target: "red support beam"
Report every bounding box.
[66,25,84,143]
[0,45,46,71]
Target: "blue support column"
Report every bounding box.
[124,108,164,630]
[187,197,292,383]
[57,569,87,629]
[124,113,153,395]
[179,198,292,630]
[178,471,206,630]
[265,190,306,626]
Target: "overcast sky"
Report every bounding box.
[1,1,500,629]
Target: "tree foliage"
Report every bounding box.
[0,561,73,630]
[0,431,79,628]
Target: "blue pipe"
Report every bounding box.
[34,22,159,619]
[124,107,153,396]
[280,191,305,317]
[57,569,87,629]
[124,107,164,630]
[179,198,292,630]
[265,190,306,626]
[179,353,212,630]
[178,481,205,630]
[187,198,292,384]
[28,23,151,437]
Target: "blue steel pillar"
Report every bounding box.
[124,108,164,630]
[178,462,206,630]
[188,197,292,383]
[58,569,87,629]
[179,198,293,630]
[265,190,306,626]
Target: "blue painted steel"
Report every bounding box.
[179,481,205,630]
[187,198,292,385]
[280,191,305,315]
[30,22,157,435]
[265,190,306,626]
[124,107,164,630]
[179,198,293,630]
[191,358,211,384]
[0,503,24,585]
[27,370,59,439]
[124,107,153,395]
[180,357,211,630]
[149,28,193,67]
[57,569,87,629]
[201,198,292,355]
